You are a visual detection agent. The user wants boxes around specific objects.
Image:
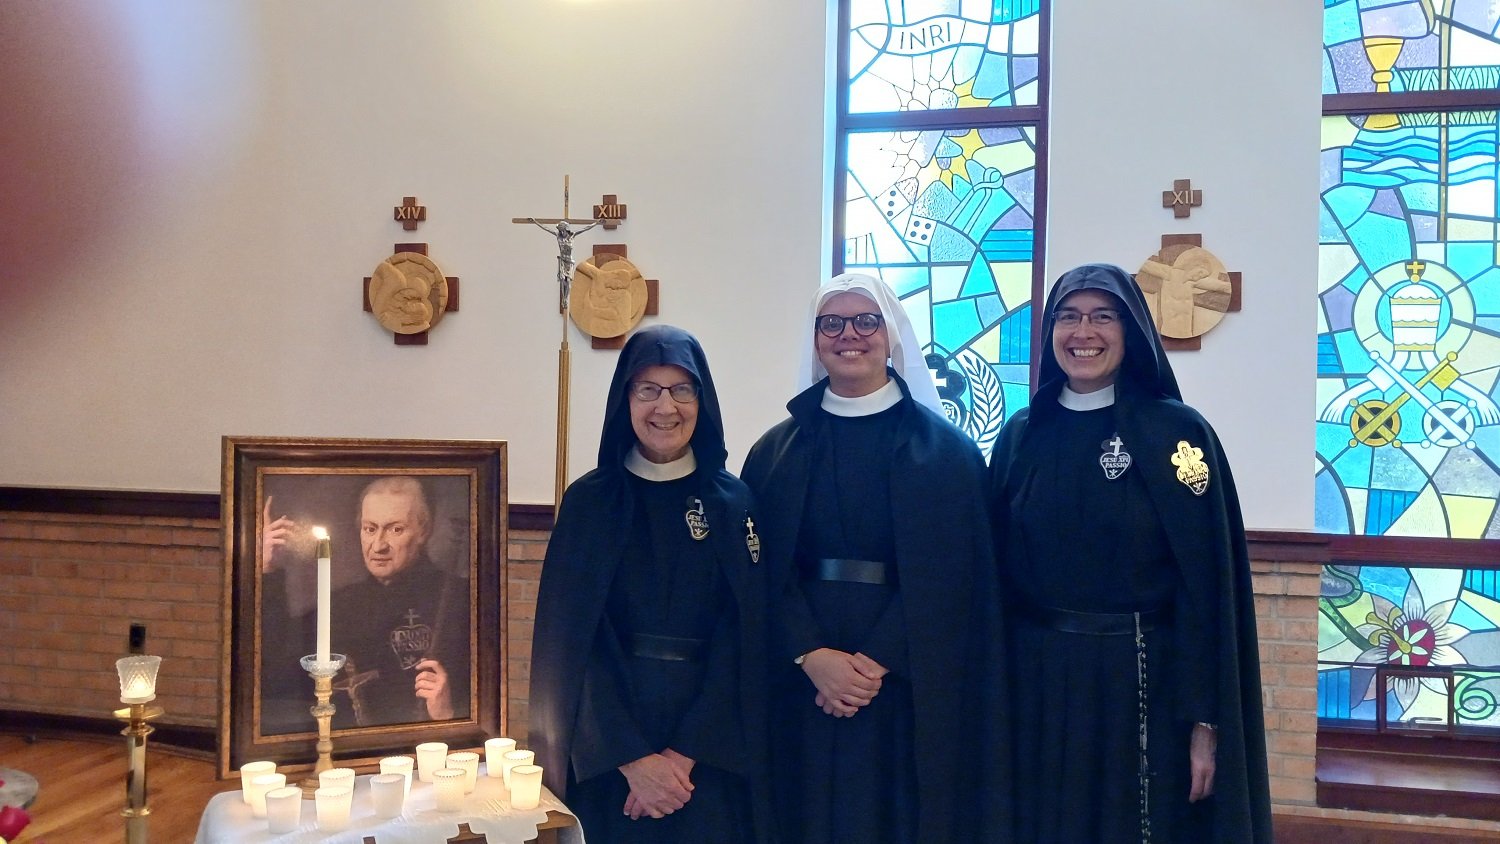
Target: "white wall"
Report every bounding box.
[1046,0,1324,530]
[1,0,1320,529]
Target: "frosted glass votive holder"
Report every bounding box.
[380,755,414,797]
[416,741,448,783]
[446,751,480,793]
[501,749,534,787]
[433,768,466,812]
[249,773,285,818]
[509,764,543,810]
[370,773,406,819]
[264,786,302,834]
[239,761,276,805]
[315,785,352,831]
[319,767,356,792]
[484,738,516,777]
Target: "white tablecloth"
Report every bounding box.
[194,765,584,844]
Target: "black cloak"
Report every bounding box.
[742,371,1012,842]
[987,263,1272,842]
[529,325,772,842]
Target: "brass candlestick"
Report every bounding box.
[113,701,163,844]
[299,654,347,797]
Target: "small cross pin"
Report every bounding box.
[1161,179,1203,218]
[394,196,427,231]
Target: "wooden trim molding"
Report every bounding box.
[2,709,217,758]
[0,485,558,531]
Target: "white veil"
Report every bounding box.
[796,272,944,415]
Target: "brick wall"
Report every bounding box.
[0,508,1326,811]
[1249,553,1324,806]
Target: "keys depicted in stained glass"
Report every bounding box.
[1316,114,1500,539]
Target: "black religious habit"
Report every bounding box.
[529,325,773,844]
[742,372,1012,843]
[987,263,1272,843]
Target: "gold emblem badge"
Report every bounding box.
[1171,441,1210,496]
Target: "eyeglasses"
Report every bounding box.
[630,381,699,403]
[815,313,884,338]
[1054,308,1121,328]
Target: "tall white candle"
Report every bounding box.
[313,526,331,663]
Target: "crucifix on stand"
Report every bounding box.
[513,176,605,511]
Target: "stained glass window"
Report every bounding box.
[1323,0,1500,95]
[1316,118,1500,537]
[838,0,1046,457]
[1318,564,1500,729]
[1319,2,1500,737]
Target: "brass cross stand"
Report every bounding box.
[513,176,603,511]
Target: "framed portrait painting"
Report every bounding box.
[219,436,507,776]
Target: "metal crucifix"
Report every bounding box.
[513,176,605,511]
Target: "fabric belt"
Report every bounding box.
[1019,603,1170,636]
[627,633,709,662]
[800,558,896,586]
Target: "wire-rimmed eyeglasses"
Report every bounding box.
[1054,308,1121,328]
[630,381,699,403]
[815,313,884,338]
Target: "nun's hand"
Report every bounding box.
[1188,723,1217,802]
[619,753,692,819]
[801,648,881,716]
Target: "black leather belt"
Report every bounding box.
[800,558,895,585]
[628,633,708,662]
[1019,603,1170,636]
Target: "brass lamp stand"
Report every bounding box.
[298,654,347,797]
[114,654,163,844]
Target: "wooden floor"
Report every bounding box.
[6,731,1500,843]
[0,732,238,842]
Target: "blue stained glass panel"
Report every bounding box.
[1316,115,1500,539]
[845,126,1035,458]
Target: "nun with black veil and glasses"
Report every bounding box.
[529,324,773,843]
[741,273,1012,843]
[987,263,1271,843]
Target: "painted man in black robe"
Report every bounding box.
[987,263,1271,843]
[530,325,773,843]
[741,273,1011,843]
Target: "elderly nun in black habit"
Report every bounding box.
[987,264,1271,843]
[529,325,772,843]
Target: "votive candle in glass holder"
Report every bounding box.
[380,755,414,798]
[265,786,302,834]
[446,751,480,793]
[484,737,516,777]
[319,767,356,792]
[433,768,466,812]
[249,773,285,818]
[416,741,449,783]
[370,772,406,819]
[501,749,535,787]
[509,764,543,810]
[239,761,276,805]
[315,785,352,832]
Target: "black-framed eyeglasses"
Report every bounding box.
[630,381,699,403]
[1054,308,1121,328]
[815,313,884,337]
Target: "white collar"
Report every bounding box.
[1058,383,1116,410]
[821,379,903,417]
[625,446,697,481]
